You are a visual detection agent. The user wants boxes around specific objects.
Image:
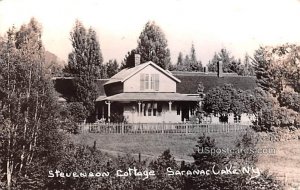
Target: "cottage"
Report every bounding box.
[53,55,257,124]
[95,55,199,123]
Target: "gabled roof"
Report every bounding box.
[104,61,181,85]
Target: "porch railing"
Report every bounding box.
[79,122,250,134]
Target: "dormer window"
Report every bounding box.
[140,73,159,91]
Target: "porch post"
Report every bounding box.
[168,101,172,112]
[138,101,141,116]
[105,101,111,123]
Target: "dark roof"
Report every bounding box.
[96,92,200,102]
[172,71,257,94]
[52,78,109,99]
[95,79,109,95]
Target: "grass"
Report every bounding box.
[71,130,300,188]
[71,130,248,161]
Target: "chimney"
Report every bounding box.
[217,61,223,77]
[134,54,141,66]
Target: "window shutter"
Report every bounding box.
[140,74,145,91]
[154,74,159,91]
[150,74,154,89]
[145,74,149,89]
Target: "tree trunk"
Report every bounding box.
[6,160,12,190]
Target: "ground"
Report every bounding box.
[71,130,300,189]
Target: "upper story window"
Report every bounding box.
[140,73,159,91]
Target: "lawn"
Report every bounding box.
[71,130,300,188]
[71,130,251,161]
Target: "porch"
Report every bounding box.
[95,92,200,123]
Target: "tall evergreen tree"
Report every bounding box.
[176,52,184,71]
[64,20,104,119]
[207,48,236,73]
[189,43,199,71]
[175,44,203,71]
[136,21,171,69]
[207,52,219,72]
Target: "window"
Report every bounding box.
[140,73,159,91]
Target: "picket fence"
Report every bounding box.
[79,122,250,134]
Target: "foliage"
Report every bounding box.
[238,54,255,76]
[120,49,137,69]
[253,44,300,96]
[207,49,254,76]
[175,44,203,71]
[136,21,171,69]
[63,20,104,119]
[278,91,300,112]
[252,44,300,131]
[203,84,254,119]
[147,149,183,190]
[57,102,88,134]
[0,18,66,190]
[105,59,119,78]
[207,48,236,73]
[184,133,283,190]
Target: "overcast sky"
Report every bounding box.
[1,0,300,65]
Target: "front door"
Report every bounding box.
[181,105,189,122]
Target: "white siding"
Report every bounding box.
[123,65,177,93]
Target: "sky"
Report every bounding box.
[1,0,300,65]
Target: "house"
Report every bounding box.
[53,55,257,124]
[95,55,200,123]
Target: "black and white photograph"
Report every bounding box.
[0,0,300,189]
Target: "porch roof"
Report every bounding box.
[96,92,199,102]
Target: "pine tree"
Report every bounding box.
[207,49,236,73]
[136,21,171,69]
[175,52,184,71]
[190,43,198,71]
[207,53,219,72]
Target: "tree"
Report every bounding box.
[0,18,65,190]
[175,45,203,72]
[105,59,119,78]
[207,48,237,73]
[184,134,283,190]
[207,53,219,72]
[64,20,104,119]
[238,54,255,76]
[120,49,137,69]
[176,52,184,71]
[203,84,254,122]
[189,43,203,71]
[183,55,190,71]
[136,21,171,69]
[252,44,300,131]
